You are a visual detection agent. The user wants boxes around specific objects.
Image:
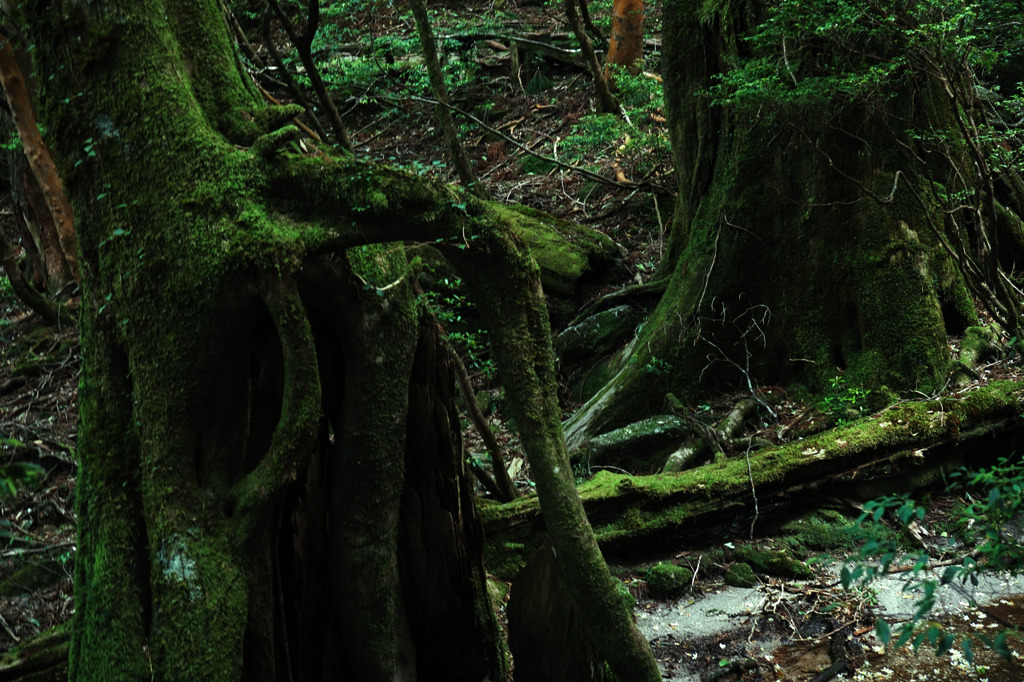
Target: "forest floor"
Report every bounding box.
[4,1,1024,680]
[4,283,1024,680]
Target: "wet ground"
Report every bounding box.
[635,568,1024,681]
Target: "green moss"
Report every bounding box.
[0,559,65,597]
[484,537,537,582]
[486,577,510,611]
[724,562,757,588]
[614,579,638,609]
[347,243,409,288]
[501,204,619,297]
[644,563,694,599]
[0,621,70,677]
[733,545,813,579]
[489,381,1024,551]
[621,507,645,530]
[779,509,857,554]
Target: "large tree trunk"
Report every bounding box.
[565,0,1016,448]
[20,2,658,680]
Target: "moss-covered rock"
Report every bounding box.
[582,415,689,473]
[724,562,757,588]
[615,579,638,610]
[734,546,814,579]
[644,562,694,599]
[556,305,644,364]
[959,325,1001,369]
[779,509,857,554]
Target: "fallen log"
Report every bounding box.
[482,381,1024,572]
[0,624,69,682]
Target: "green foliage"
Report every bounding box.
[819,375,870,425]
[949,456,1024,573]
[842,496,924,588]
[0,437,45,498]
[2,130,20,152]
[842,455,1024,662]
[420,276,497,379]
[0,272,14,302]
[559,66,670,177]
[642,356,673,376]
[313,3,483,110]
[561,0,614,36]
[710,0,1024,114]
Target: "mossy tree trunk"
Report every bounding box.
[565,0,1016,447]
[18,2,657,680]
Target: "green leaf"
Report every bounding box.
[994,632,1011,659]
[876,619,891,645]
[894,624,915,649]
[962,638,974,663]
[936,633,956,656]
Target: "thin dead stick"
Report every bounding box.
[439,327,518,501]
[398,93,673,195]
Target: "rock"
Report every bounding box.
[581,415,688,474]
[556,305,646,402]
[734,546,814,580]
[645,563,694,600]
[555,305,644,364]
[959,325,1001,368]
[725,562,757,588]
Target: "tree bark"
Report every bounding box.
[0,34,77,295]
[604,0,644,82]
[19,1,655,679]
[564,0,621,114]
[408,0,488,199]
[565,0,995,447]
[0,33,77,283]
[0,226,60,324]
[266,0,353,151]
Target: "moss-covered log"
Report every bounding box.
[488,381,1024,562]
[0,624,70,682]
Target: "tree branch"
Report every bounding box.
[0,33,78,282]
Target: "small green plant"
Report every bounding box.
[642,356,672,376]
[0,450,45,498]
[841,455,1024,663]
[820,375,870,425]
[948,456,1024,573]
[559,63,670,178]
[421,276,497,379]
[2,130,20,152]
[0,272,14,301]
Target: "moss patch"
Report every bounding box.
[778,509,858,554]
[645,563,694,599]
[724,562,757,588]
[733,545,813,579]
